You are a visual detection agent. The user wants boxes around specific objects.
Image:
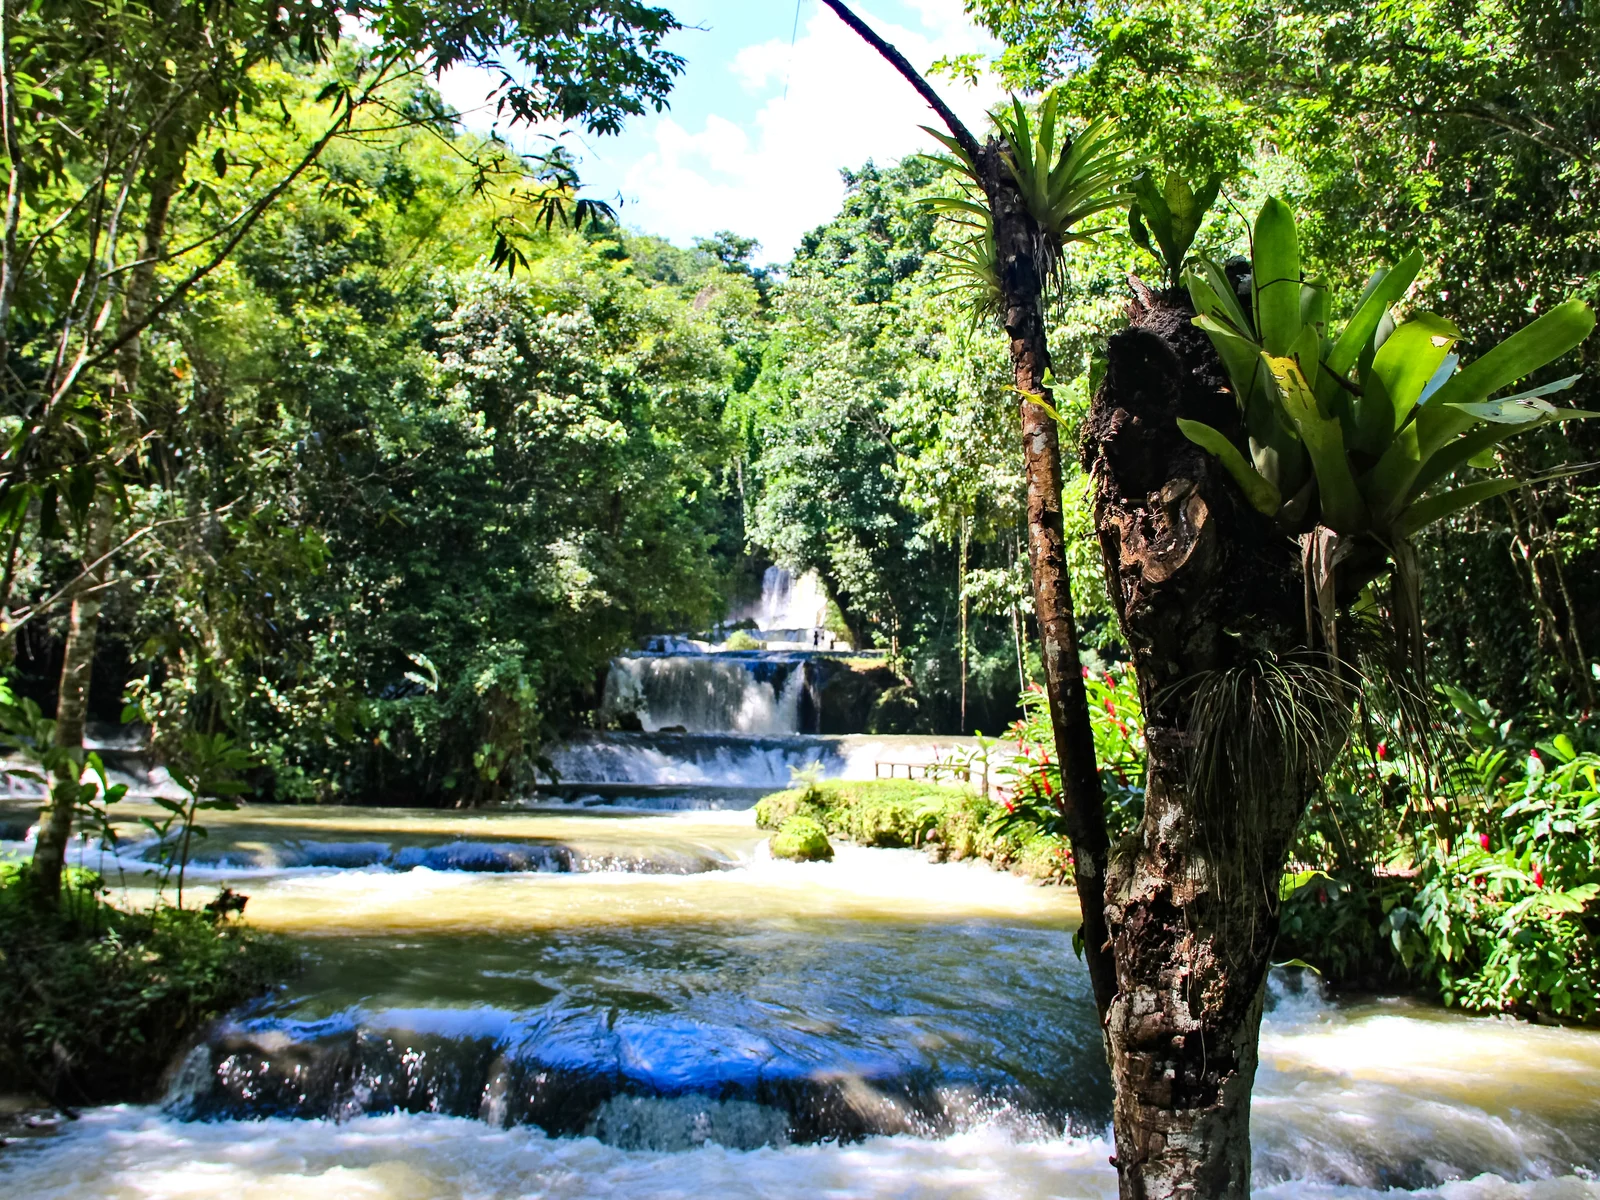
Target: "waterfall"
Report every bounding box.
[600,653,817,735]
[726,566,831,643]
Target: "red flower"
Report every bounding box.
[1534,866,1545,887]
[1376,742,1389,761]
[1104,672,1115,688]
[1041,774,1053,797]
[1479,832,1490,850]
[1105,698,1117,715]
[1004,800,1015,814]
[1081,666,1090,679]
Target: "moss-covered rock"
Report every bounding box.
[754,779,1072,883]
[769,816,834,862]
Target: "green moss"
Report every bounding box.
[723,630,764,651]
[754,779,1071,883]
[0,865,296,1105]
[770,815,834,861]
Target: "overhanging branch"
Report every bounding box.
[816,0,984,166]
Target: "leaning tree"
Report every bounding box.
[6,0,683,900]
[817,3,1595,1195]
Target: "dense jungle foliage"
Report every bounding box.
[0,863,291,1103]
[3,0,1597,929]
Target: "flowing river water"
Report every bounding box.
[3,646,1600,1196]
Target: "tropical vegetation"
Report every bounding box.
[3,0,1599,1193]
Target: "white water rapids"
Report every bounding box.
[3,641,1599,1196]
[2,819,1600,1196]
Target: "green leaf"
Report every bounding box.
[1129,170,1220,287]
[1252,198,1302,357]
[1194,313,1267,408]
[1300,278,1330,337]
[1324,251,1424,385]
[1187,257,1252,337]
[1368,312,1460,434]
[1395,477,1523,539]
[1263,353,1368,532]
[39,485,63,540]
[1444,375,1582,424]
[1420,300,1596,459]
[1176,418,1282,515]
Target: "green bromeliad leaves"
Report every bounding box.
[1176,418,1281,515]
[1128,169,1222,289]
[1185,196,1595,545]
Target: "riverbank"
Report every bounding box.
[754,778,1073,883]
[0,865,292,1106]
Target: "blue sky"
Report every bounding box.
[437,1,1001,264]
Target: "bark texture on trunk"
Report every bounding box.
[29,164,173,898]
[981,144,1117,1018]
[1084,292,1322,1198]
[30,508,113,897]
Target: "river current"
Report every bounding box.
[2,670,1600,1195]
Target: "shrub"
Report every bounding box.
[724,630,764,651]
[754,778,1069,881]
[1282,692,1600,1023]
[0,865,295,1104]
[770,816,834,862]
[991,671,1146,851]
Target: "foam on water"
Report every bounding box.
[4,1108,1600,1200]
[546,732,1001,787]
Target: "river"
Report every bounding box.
[2,640,1599,1196]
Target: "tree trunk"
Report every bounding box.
[958,517,969,732]
[980,145,1118,1017]
[1085,291,1332,1197]
[30,164,175,899]
[30,507,114,897]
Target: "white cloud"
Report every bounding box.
[612,2,1001,262]
[435,1,1002,265]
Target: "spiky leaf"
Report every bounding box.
[1264,353,1367,532]
[1396,478,1524,539]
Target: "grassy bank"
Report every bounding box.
[0,866,294,1105]
[755,779,1073,883]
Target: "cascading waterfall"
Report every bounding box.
[599,652,818,735]
[728,565,831,642]
[11,587,1600,1199]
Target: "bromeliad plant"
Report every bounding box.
[1183,198,1595,656]
[923,91,1127,314]
[1128,170,1222,291]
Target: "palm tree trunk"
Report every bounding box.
[984,143,1117,1014]
[1085,289,1332,1198]
[816,0,1117,1021]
